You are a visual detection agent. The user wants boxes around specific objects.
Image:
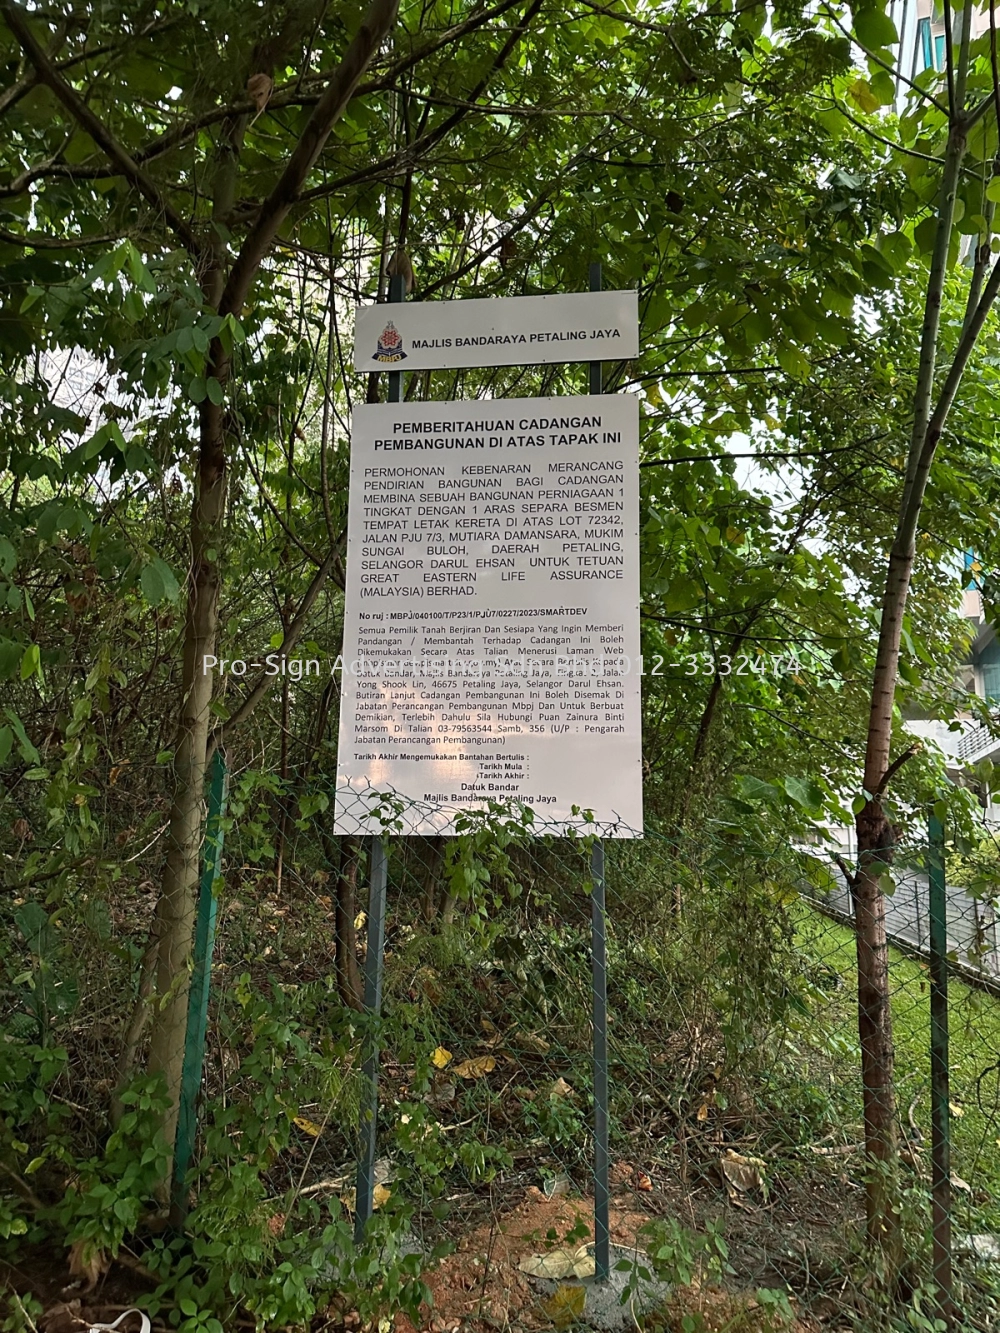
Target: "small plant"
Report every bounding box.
[618,1217,734,1311]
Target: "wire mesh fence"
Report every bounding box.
[5,767,1000,1327]
[194,780,1000,1315]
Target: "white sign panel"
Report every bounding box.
[334,394,643,837]
[354,291,639,373]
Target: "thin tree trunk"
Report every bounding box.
[147,395,227,1149]
[144,0,400,1151]
[334,836,364,1010]
[852,1,980,1262]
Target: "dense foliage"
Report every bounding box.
[3,0,1000,1326]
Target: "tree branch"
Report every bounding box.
[209,547,340,751]
[874,742,922,797]
[219,0,400,317]
[834,853,858,892]
[0,0,203,260]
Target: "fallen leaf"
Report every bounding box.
[519,1249,575,1279]
[549,1077,574,1099]
[427,1079,456,1106]
[293,1115,324,1137]
[542,1284,587,1326]
[453,1055,496,1078]
[720,1149,767,1200]
[636,1172,653,1191]
[354,910,366,931]
[373,1183,391,1209]
[514,1030,550,1054]
[518,1243,594,1282]
[481,1016,497,1034]
[67,1239,108,1291]
[432,1046,453,1069]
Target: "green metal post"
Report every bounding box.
[590,839,610,1282]
[588,259,610,1283]
[354,836,388,1239]
[354,275,402,1241]
[928,813,954,1328]
[171,748,228,1223]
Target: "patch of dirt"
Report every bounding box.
[388,1155,846,1333]
[1,1249,161,1333]
[394,1182,654,1332]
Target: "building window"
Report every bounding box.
[983,663,1000,705]
[918,17,933,68]
[917,18,948,70]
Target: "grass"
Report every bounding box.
[794,903,1000,1233]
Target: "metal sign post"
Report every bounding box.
[353,273,404,1238]
[928,813,954,1327]
[588,261,611,1283]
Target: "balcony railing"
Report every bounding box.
[956,718,1000,763]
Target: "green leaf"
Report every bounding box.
[987,177,1000,205]
[187,377,208,404]
[914,215,939,255]
[19,643,40,680]
[0,726,12,765]
[854,7,898,50]
[0,537,16,576]
[140,562,165,605]
[847,78,879,114]
[783,775,824,810]
[851,794,867,815]
[5,710,39,763]
[206,377,224,405]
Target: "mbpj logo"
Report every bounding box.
[374,320,406,363]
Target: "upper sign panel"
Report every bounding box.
[353,290,639,372]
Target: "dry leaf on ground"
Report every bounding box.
[293,1115,324,1137]
[542,1283,587,1326]
[720,1149,768,1200]
[453,1055,496,1078]
[518,1243,594,1280]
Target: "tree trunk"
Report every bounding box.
[147,397,227,1149]
[143,0,401,1153]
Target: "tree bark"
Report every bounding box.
[147,395,227,1147]
[851,0,979,1262]
[145,0,401,1151]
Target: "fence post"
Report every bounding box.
[354,835,389,1239]
[928,812,954,1328]
[171,747,228,1223]
[590,839,611,1281]
[353,274,403,1240]
[587,259,611,1283]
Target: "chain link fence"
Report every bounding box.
[5,767,1000,1327]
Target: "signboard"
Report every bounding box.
[354,290,639,373]
[333,394,643,836]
